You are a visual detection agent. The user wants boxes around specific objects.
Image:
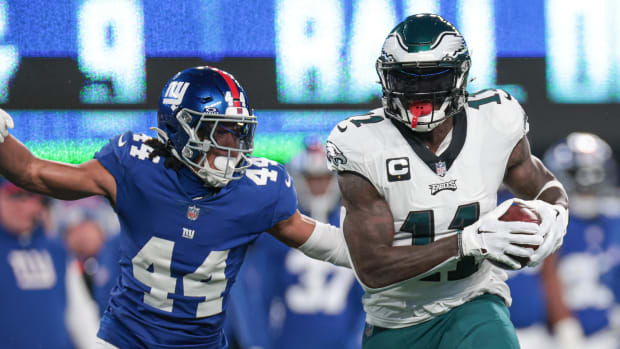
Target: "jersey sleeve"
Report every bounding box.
[485,89,530,149]
[325,115,383,191]
[268,162,298,227]
[94,131,133,181]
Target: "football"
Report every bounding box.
[490,202,542,270]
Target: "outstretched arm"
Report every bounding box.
[0,111,116,203]
[267,210,350,267]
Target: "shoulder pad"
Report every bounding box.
[326,109,386,173]
[467,88,528,135]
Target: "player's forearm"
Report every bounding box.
[0,135,39,188]
[345,213,458,288]
[0,135,97,200]
[358,236,458,289]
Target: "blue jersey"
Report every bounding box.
[505,265,547,328]
[0,225,75,349]
[497,189,550,328]
[93,233,122,314]
[556,214,620,336]
[500,190,620,335]
[94,132,297,349]
[227,205,365,349]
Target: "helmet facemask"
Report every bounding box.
[377,59,470,132]
[175,108,257,188]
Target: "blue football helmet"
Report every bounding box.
[543,132,617,196]
[154,66,257,187]
[376,14,471,132]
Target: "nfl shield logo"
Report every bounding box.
[187,205,200,221]
[435,161,446,177]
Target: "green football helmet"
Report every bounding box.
[376,14,471,132]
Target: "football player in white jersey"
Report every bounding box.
[326,14,569,349]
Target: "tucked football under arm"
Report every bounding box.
[268,210,351,268]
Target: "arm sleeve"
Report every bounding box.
[297,213,351,268]
[94,132,132,182]
[487,90,530,151]
[270,165,298,227]
[325,122,384,195]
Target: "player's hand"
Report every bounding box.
[519,199,568,267]
[459,199,544,270]
[0,108,14,143]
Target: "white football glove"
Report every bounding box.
[518,199,569,267]
[460,199,544,270]
[0,108,14,143]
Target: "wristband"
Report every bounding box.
[457,230,463,258]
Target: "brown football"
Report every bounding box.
[490,202,541,269]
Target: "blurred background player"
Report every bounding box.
[226,138,365,349]
[544,132,620,348]
[506,132,620,349]
[0,180,99,348]
[55,196,121,314]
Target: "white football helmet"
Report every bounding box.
[376,14,471,132]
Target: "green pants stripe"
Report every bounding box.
[362,294,519,349]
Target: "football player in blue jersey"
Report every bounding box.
[57,197,122,314]
[541,132,620,349]
[226,138,365,349]
[0,66,350,349]
[0,180,100,348]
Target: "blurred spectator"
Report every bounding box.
[0,180,99,348]
[226,138,365,349]
[501,181,584,349]
[506,132,620,349]
[54,196,121,314]
[544,132,620,349]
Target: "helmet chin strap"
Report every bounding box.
[213,155,239,175]
[197,153,242,188]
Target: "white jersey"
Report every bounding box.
[326,89,529,328]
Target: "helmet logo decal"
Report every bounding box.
[163,81,190,109]
[204,107,218,114]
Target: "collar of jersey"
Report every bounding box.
[390,110,467,176]
[176,167,224,201]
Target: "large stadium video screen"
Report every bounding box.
[1,0,619,162]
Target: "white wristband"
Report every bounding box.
[535,180,566,200]
[297,220,351,268]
